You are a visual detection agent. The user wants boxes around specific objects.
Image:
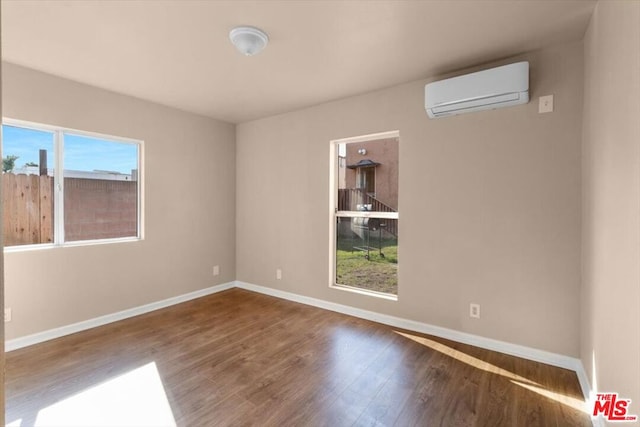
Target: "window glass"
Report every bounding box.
[2,125,55,246]
[335,217,398,295]
[1,122,141,248]
[334,135,399,296]
[63,134,138,242]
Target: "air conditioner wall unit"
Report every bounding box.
[425,61,529,119]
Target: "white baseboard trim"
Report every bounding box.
[573,361,600,427]
[574,360,593,404]
[235,281,593,398]
[5,281,235,352]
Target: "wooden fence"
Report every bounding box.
[2,173,137,246]
[2,174,54,246]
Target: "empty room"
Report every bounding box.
[0,0,638,426]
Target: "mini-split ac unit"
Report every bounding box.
[425,61,529,118]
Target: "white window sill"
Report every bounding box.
[330,284,398,301]
[4,236,142,253]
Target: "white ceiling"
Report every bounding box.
[2,0,596,124]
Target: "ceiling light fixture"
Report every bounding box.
[229,26,269,56]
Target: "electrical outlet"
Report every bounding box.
[276,269,282,280]
[539,95,554,113]
[4,308,12,322]
[213,265,220,276]
[470,303,480,319]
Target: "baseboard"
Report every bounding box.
[235,281,592,393]
[574,361,603,427]
[5,281,235,352]
[573,360,601,427]
[574,360,593,404]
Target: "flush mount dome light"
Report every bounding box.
[229,26,269,56]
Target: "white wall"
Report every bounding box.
[236,42,584,357]
[2,63,236,340]
[581,0,640,415]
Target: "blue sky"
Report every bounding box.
[2,125,138,174]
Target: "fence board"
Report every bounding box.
[2,174,16,246]
[2,174,54,246]
[15,175,30,245]
[27,175,40,244]
[39,175,54,243]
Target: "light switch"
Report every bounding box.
[539,95,554,113]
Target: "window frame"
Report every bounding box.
[2,118,144,252]
[329,130,399,301]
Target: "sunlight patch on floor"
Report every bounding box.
[394,331,540,386]
[511,380,588,413]
[395,330,589,414]
[34,362,176,427]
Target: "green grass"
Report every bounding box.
[336,236,398,295]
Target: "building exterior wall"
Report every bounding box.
[344,138,398,210]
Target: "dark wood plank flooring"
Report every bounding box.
[6,289,591,426]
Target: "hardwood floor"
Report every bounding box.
[6,289,591,426]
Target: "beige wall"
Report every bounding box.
[2,63,236,340]
[237,42,584,356]
[581,0,640,413]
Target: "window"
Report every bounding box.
[2,120,142,248]
[332,131,399,298]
